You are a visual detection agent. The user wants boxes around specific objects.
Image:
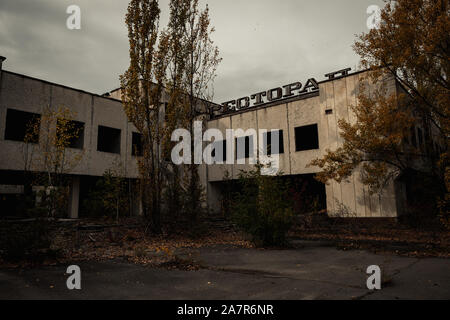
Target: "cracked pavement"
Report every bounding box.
[1,241,449,299]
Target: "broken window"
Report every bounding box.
[263,129,284,155]
[295,124,319,151]
[4,109,41,143]
[132,132,143,157]
[411,127,417,148]
[235,136,254,160]
[97,125,121,154]
[211,140,227,162]
[417,127,424,149]
[164,103,169,124]
[57,119,84,149]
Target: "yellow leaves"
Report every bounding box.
[310,75,417,193]
[120,0,221,227]
[155,245,175,257]
[25,105,84,180]
[355,0,449,136]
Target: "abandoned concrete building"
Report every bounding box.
[0,56,436,219]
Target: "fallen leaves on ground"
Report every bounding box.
[290,223,450,258]
[36,219,253,269]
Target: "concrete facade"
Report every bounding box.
[0,61,411,219]
[0,70,141,179]
[203,71,401,218]
[0,68,142,218]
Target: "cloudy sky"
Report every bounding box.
[0,0,384,103]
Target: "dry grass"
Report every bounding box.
[0,218,253,268]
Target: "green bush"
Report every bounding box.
[81,169,131,220]
[230,165,294,246]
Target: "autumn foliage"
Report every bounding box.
[120,0,221,233]
[23,105,83,217]
[311,0,449,221]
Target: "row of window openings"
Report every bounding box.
[211,125,319,161]
[3,109,320,157]
[136,124,320,160]
[405,126,443,155]
[3,108,144,156]
[405,126,426,149]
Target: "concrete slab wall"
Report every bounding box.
[204,71,400,218]
[0,69,401,218]
[0,71,140,179]
[318,72,398,218]
[206,116,232,182]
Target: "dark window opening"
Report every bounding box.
[235,136,254,160]
[402,129,410,145]
[4,109,41,143]
[163,141,173,162]
[433,142,440,157]
[164,103,169,124]
[263,130,284,155]
[57,119,84,149]
[164,150,172,162]
[215,173,327,217]
[132,132,143,157]
[97,125,121,154]
[417,127,423,148]
[295,124,319,151]
[325,109,333,115]
[211,140,227,162]
[411,127,417,148]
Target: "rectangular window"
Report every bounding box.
[57,119,84,149]
[4,109,41,143]
[132,132,143,157]
[263,130,284,155]
[164,103,169,124]
[211,140,227,162]
[417,127,423,148]
[295,124,319,151]
[235,136,254,160]
[411,127,417,148]
[97,125,121,154]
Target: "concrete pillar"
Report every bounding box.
[68,176,80,219]
[133,194,143,216]
[207,182,222,215]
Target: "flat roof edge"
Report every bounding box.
[210,90,320,120]
[1,70,123,103]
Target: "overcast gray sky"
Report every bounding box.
[0,0,385,103]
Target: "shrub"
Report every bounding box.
[81,169,131,220]
[230,164,294,246]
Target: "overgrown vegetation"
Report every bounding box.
[82,165,132,221]
[310,0,449,225]
[120,0,221,233]
[22,105,84,218]
[1,106,83,261]
[229,165,294,247]
[0,106,84,261]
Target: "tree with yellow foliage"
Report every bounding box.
[311,0,449,219]
[120,0,167,233]
[181,0,221,224]
[24,105,83,217]
[121,0,220,232]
